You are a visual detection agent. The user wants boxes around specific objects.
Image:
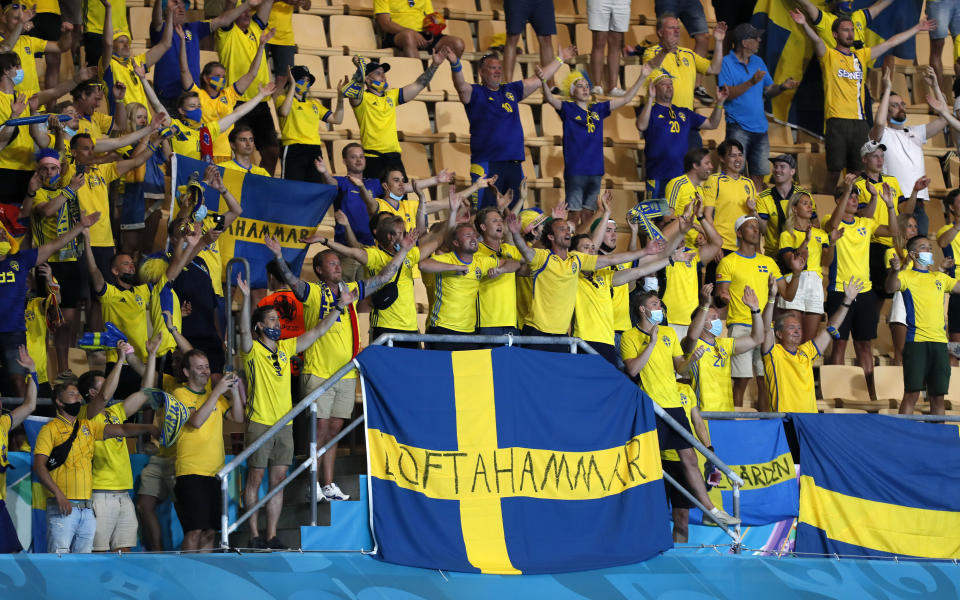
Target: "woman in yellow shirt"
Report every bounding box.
[885,213,918,366]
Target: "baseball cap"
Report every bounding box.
[732,23,764,43]
[768,154,797,169]
[366,60,391,74]
[735,215,758,231]
[290,65,317,87]
[860,140,886,157]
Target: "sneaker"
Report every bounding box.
[591,85,604,95]
[267,536,286,550]
[321,482,350,501]
[609,87,626,97]
[306,481,326,502]
[249,536,268,549]
[709,508,741,527]
[694,85,714,105]
[949,342,960,359]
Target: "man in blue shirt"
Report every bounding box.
[636,71,725,203]
[447,45,576,210]
[718,23,797,189]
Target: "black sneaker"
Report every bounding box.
[250,536,268,549]
[267,536,286,550]
[694,85,714,105]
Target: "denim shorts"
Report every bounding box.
[927,0,960,39]
[725,122,771,177]
[47,501,96,554]
[564,174,602,211]
[654,0,708,35]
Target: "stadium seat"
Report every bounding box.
[292,14,337,56]
[915,33,955,76]
[519,103,552,146]
[538,186,565,214]
[399,141,433,179]
[625,25,657,48]
[477,21,506,53]
[306,0,345,17]
[537,146,564,186]
[329,15,389,56]
[606,109,642,147]
[396,101,444,143]
[444,19,477,55]
[332,0,373,15]
[540,104,563,144]
[824,407,869,414]
[553,0,578,22]
[696,107,724,147]
[796,153,829,193]
[819,365,870,405]
[436,0,493,22]
[295,54,330,95]
[837,365,900,411]
[434,142,473,183]
[604,147,642,189]
[574,24,591,54]
[924,155,948,196]
[606,189,640,218]
[434,101,470,142]
[198,50,219,70]
[632,0,656,25]
[336,100,361,137]
[129,6,152,43]
[391,57,445,101]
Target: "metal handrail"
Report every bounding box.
[700,411,960,421]
[223,257,250,369]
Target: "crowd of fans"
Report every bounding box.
[0,0,957,554]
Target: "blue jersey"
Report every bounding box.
[560,100,611,176]
[334,177,381,247]
[0,248,38,333]
[718,52,773,134]
[466,81,526,162]
[644,103,705,182]
[152,21,212,99]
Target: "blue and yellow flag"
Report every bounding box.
[689,419,798,526]
[171,155,334,288]
[358,346,672,574]
[793,414,960,559]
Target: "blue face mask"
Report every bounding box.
[208,75,226,92]
[184,107,202,123]
[890,115,907,126]
[708,319,723,337]
[10,68,23,85]
[264,327,282,341]
[369,79,388,94]
[648,309,664,325]
[388,191,404,201]
[917,251,934,266]
[393,241,402,252]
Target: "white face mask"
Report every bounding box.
[647,309,664,325]
[916,251,934,267]
[642,276,659,292]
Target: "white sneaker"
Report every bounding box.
[307,481,326,502]
[322,482,350,501]
[609,87,626,97]
[709,507,741,526]
[591,85,604,95]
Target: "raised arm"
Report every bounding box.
[294,286,359,352]
[761,274,778,353]
[218,82,277,133]
[101,0,115,71]
[535,66,563,110]
[624,325,658,378]
[704,22,727,76]
[870,19,935,59]
[37,212,101,265]
[885,249,904,294]
[144,4,175,66]
[700,87,728,130]
[521,45,577,98]
[175,24,194,92]
[237,274,253,353]
[789,8,826,58]
[446,47,473,104]
[683,283,713,352]
[609,64,650,110]
[732,286,764,354]
[277,67,296,118]
[870,67,892,142]
[361,230,416,294]
[10,346,37,427]
[96,112,165,154]
[265,235,308,300]
[210,0,263,30]
[81,229,106,292]
[303,231,368,263]
[203,164,242,228]
[635,79,656,133]
[188,372,238,428]
[400,49,444,103]
[235,28,274,96]
[133,63,168,119]
[814,278,864,352]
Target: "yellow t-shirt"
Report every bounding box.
[526,248,600,334]
[516,269,533,328]
[75,111,113,140]
[764,341,820,413]
[197,214,226,297]
[476,242,522,329]
[691,337,736,412]
[75,162,120,247]
[427,251,500,333]
[606,261,633,331]
[640,46,710,110]
[779,227,828,274]
[757,184,812,256]
[661,383,697,461]
[191,83,241,158]
[703,172,756,251]
[221,158,271,177]
[174,386,232,477]
[620,325,683,408]
[354,88,402,154]
[373,0,434,31]
[716,251,782,326]
[31,0,60,14]
[302,280,363,379]
[573,269,615,344]
[376,196,418,231]
[899,268,958,343]
[267,1,295,46]
[812,9,873,57]
[24,296,49,384]
[0,35,46,96]
[367,245,420,331]
[98,282,150,363]
[215,21,270,102]
[32,187,83,263]
[663,246,699,326]
[0,414,9,500]
[0,90,35,171]
[149,274,183,357]
[665,174,702,217]
[169,118,223,160]
[854,174,902,246]
[820,46,871,121]
[244,337,297,426]
[85,0,129,35]
[34,416,107,500]
[823,214,878,292]
[277,94,330,146]
[104,54,151,118]
[81,403,133,491]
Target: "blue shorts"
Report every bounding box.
[471,160,524,210]
[505,0,557,36]
[0,499,22,553]
[654,0,708,36]
[725,122,771,177]
[120,182,146,230]
[928,0,960,40]
[564,174,602,211]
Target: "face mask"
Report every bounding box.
[10,68,23,85]
[184,107,202,123]
[60,401,82,417]
[263,326,282,341]
[295,79,310,97]
[890,115,907,126]
[63,126,77,137]
[208,75,226,92]
[642,276,659,292]
[647,309,664,325]
[369,79,388,94]
[917,251,934,266]
[388,192,404,201]
[708,319,723,337]
[393,242,401,252]
[119,272,137,286]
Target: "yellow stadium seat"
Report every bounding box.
[574,23,592,53]
[198,50,219,70]
[554,0,577,20]
[331,0,373,14]
[604,147,641,189]
[436,0,493,22]
[434,142,473,183]
[444,19,477,54]
[606,108,641,147]
[538,187,565,214]
[915,32,955,76]
[329,15,389,56]
[336,100,361,137]
[291,14,338,56]
[819,364,869,404]
[431,60,475,100]
[396,100,444,143]
[434,101,470,141]
[540,104,562,144]
[400,141,433,180]
[519,103,551,146]
[606,189,639,218]
[477,21,506,52]
[632,0,656,25]
[306,0,345,17]
[625,25,657,48]
[538,146,564,186]
[129,7,152,43]
[823,407,868,414]
[387,56,445,101]
[796,153,829,194]
[925,155,948,196]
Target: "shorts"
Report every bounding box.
[0,331,28,376]
[120,182,146,230]
[31,13,62,42]
[505,0,557,36]
[825,289,879,342]
[236,101,279,151]
[137,456,176,501]
[661,458,695,509]
[174,475,221,532]
[902,341,950,395]
[824,118,870,173]
[728,322,763,377]
[61,0,82,24]
[425,325,478,351]
[91,490,138,551]
[281,143,324,183]
[586,340,618,365]
[471,159,523,210]
[927,0,960,40]
[83,32,104,68]
[949,294,960,334]
[888,290,906,325]
[363,151,405,181]
[46,501,95,553]
[0,169,32,205]
[725,122,771,177]
[50,261,90,308]
[564,174,602,211]
[246,420,294,469]
[0,500,22,553]
[90,246,116,288]
[301,373,356,420]
[654,0,708,36]
[267,44,296,77]
[778,270,824,314]
[383,32,447,53]
[586,0,630,32]
[655,406,693,451]
[369,326,421,349]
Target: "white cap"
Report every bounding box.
[735,215,758,232]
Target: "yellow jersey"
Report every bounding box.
[98,282,150,363]
[476,242,522,329]
[169,118,223,160]
[899,268,958,343]
[690,336,736,412]
[373,0,434,31]
[354,88,402,154]
[85,0,129,35]
[764,341,820,413]
[267,1,295,46]
[81,403,132,490]
[820,46,871,121]
[526,248,599,334]
[174,386,232,477]
[779,227,828,274]
[302,280,364,379]
[516,270,533,327]
[32,188,82,264]
[664,174,703,248]
[620,325,683,409]
[74,161,120,247]
[640,45,710,110]
[823,214,878,292]
[661,383,697,461]
[277,94,330,146]
[812,9,874,58]
[191,83,241,159]
[703,172,756,251]
[427,251,499,332]
[716,251,782,326]
[756,183,812,256]
[244,337,296,426]
[854,174,902,246]
[75,111,113,140]
[366,245,421,331]
[606,261,633,331]
[0,35,46,96]
[0,91,35,171]
[938,223,960,277]
[104,54,151,119]
[884,246,911,271]
[0,414,9,500]
[31,0,60,14]
[573,268,615,344]
[376,196,419,231]
[663,246,699,326]
[221,158,271,177]
[215,20,271,102]
[24,296,49,384]
[145,273,182,358]
[196,214,226,297]
[34,416,107,500]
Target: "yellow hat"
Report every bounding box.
[519,209,546,234]
[138,257,169,284]
[650,69,672,86]
[114,30,131,42]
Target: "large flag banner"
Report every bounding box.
[689,419,798,526]
[171,155,335,288]
[793,414,960,559]
[358,346,672,574]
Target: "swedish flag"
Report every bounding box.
[171,154,335,288]
[358,346,672,574]
[793,414,960,559]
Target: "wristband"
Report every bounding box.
[842,301,853,308]
[767,299,775,305]
[27,371,38,388]
[826,325,841,340]
[668,256,675,266]
[750,308,761,314]
[451,60,462,73]
[699,304,709,311]
[26,190,35,198]
[555,56,564,64]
